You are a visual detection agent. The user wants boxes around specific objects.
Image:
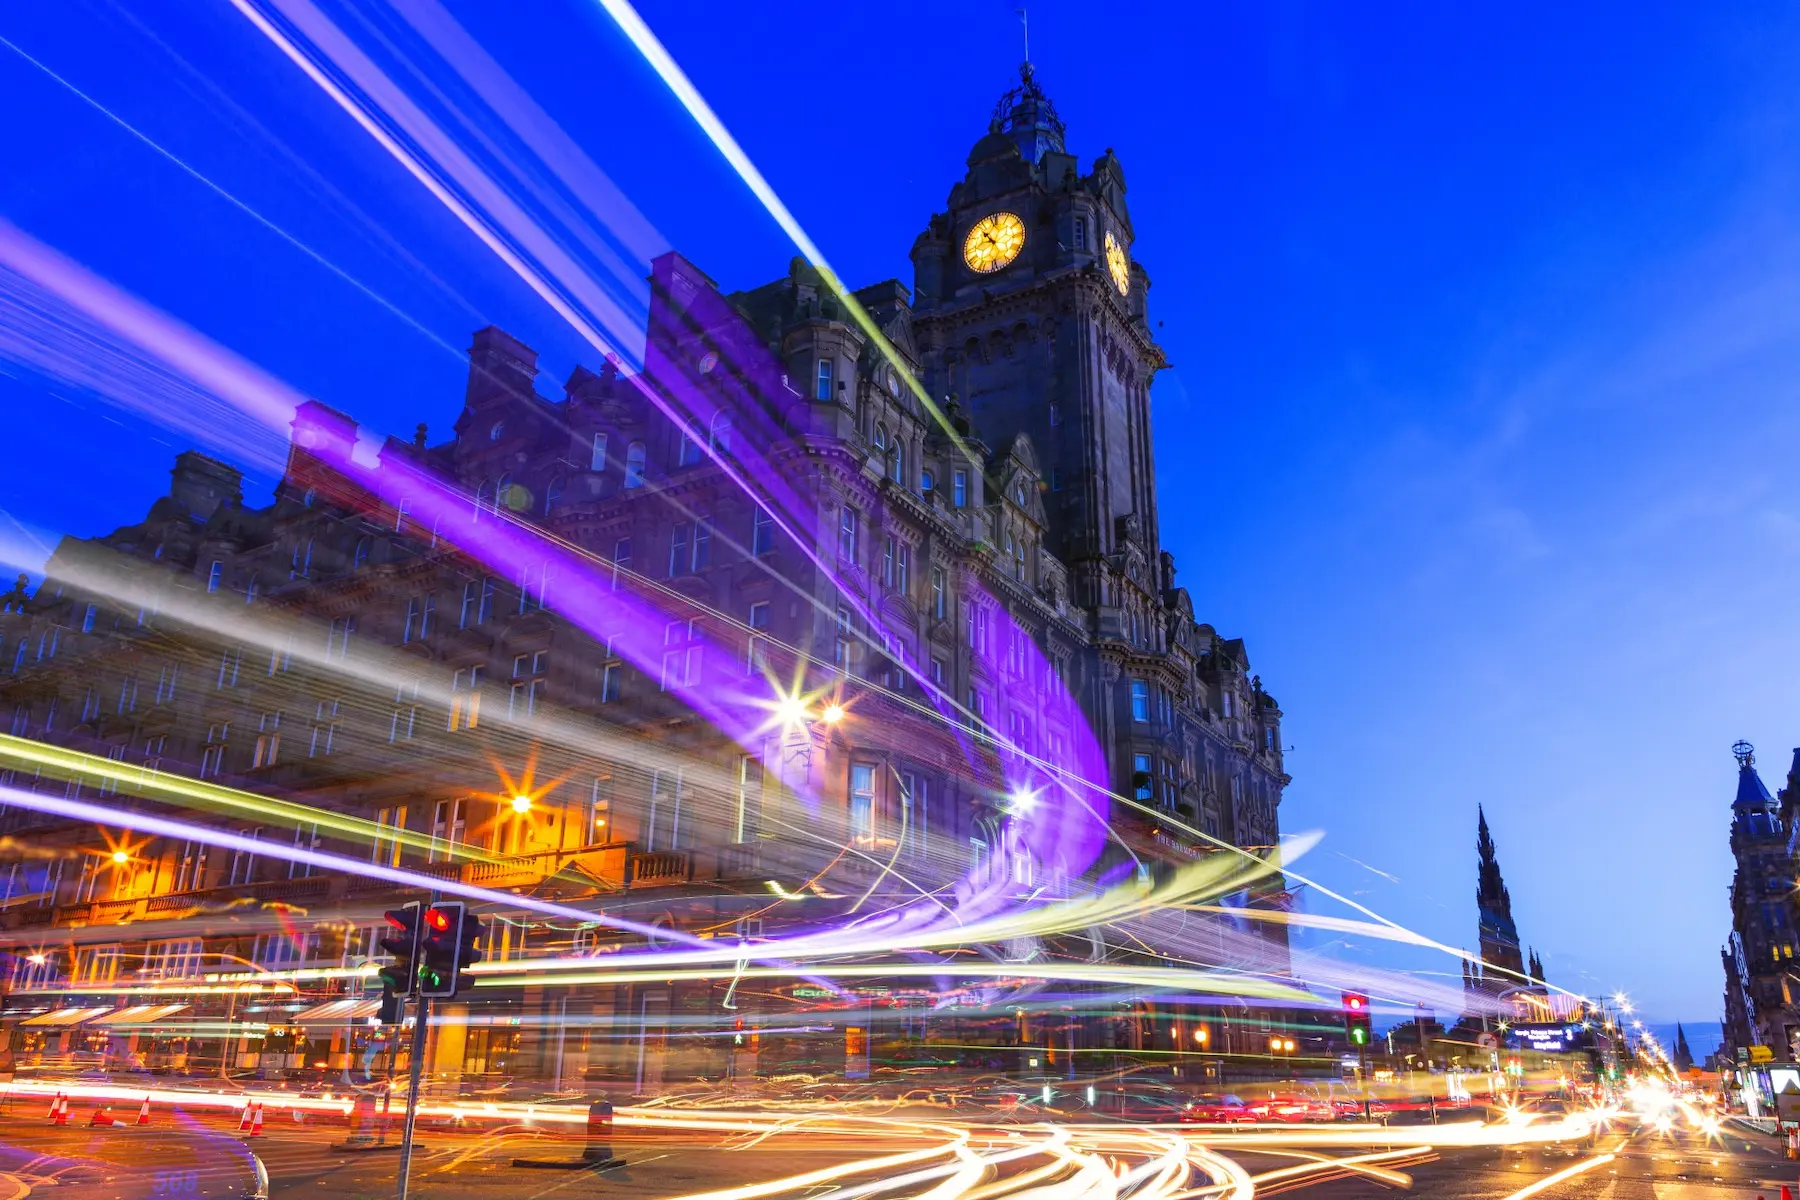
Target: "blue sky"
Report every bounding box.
[5,0,1800,1025]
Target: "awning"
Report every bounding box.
[20,1006,114,1027]
[92,1003,190,1026]
[291,999,381,1025]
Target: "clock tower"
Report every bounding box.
[911,63,1166,622]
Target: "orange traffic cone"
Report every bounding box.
[46,1091,64,1124]
[88,1107,112,1127]
[237,1103,252,1131]
[135,1096,151,1127]
[1783,1186,1794,1200]
[247,1102,264,1138]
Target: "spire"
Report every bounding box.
[990,62,1066,165]
[1475,806,1525,981]
[1732,740,1777,812]
[1674,1024,1694,1072]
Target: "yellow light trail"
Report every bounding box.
[472,960,1315,1003]
[0,731,498,866]
[1496,1150,1616,1199]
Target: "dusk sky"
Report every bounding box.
[5,0,1800,1032]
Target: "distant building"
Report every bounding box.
[1720,741,1800,1063]
[1461,806,1548,1008]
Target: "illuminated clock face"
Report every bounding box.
[963,212,1025,274]
[1104,231,1130,296]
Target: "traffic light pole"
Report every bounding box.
[395,992,431,1200]
[394,889,438,1200]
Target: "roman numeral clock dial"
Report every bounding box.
[1104,230,1130,295]
[963,211,1025,273]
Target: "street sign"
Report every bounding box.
[1751,1045,1775,1063]
[1476,1032,1499,1050]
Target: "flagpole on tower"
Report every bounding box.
[1016,6,1030,65]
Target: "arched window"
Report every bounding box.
[709,411,733,454]
[623,441,647,489]
[353,537,371,568]
[544,476,564,515]
[475,478,494,519]
[892,440,906,485]
[873,423,889,467]
[921,468,935,495]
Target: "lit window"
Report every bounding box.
[590,431,608,471]
[252,712,281,769]
[449,666,484,731]
[207,561,223,593]
[815,357,835,400]
[1130,680,1150,722]
[953,470,968,508]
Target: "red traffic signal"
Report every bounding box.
[1342,992,1368,1012]
[376,901,423,1006]
[424,906,453,933]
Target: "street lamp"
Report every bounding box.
[821,703,845,724]
[510,794,533,814]
[110,849,130,865]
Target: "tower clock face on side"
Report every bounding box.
[1104,230,1130,296]
[963,212,1026,273]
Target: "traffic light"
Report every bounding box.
[376,901,423,1018]
[1342,991,1373,1048]
[418,901,485,999]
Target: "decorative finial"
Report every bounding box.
[1015,6,1030,66]
[414,423,428,449]
[1734,739,1755,767]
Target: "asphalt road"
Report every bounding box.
[0,1098,1790,1199]
[1281,1123,1798,1198]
